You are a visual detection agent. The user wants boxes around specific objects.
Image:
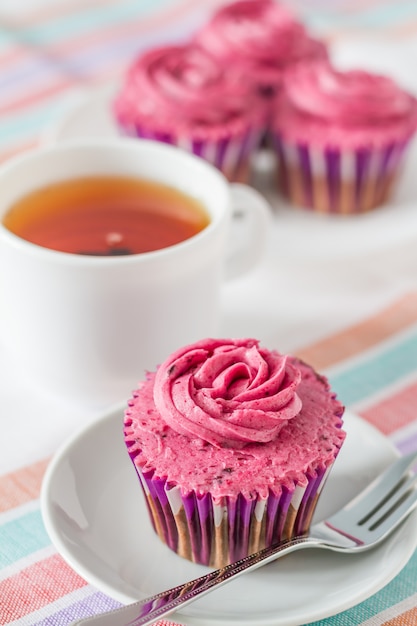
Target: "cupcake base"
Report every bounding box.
[131,462,332,568]
[273,135,411,214]
[117,124,261,183]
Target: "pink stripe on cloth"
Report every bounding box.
[0,458,49,513]
[358,379,417,435]
[0,554,87,622]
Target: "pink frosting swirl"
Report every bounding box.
[196,0,296,62]
[283,60,417,126]
[114,44,259,130]
[153,338,302,448]
[195,0,327,91]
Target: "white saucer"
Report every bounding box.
[41,408,417,626]
[44,82,417,261]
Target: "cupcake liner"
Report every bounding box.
[273,134,411,213]
[128,452,333,568]
[118,122,262,183]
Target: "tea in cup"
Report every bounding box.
[0,138,270,408]
[3,174,211,256]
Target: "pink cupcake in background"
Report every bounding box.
[124,338,345,568]
[194,0,328,104]
[271,60,417,214]
[113,44,265,182]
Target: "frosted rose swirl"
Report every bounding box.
[116,44,255,127]
[195,0,296,62]
[153,338,302,448]
[285,60,417,126]
[195,0,327,91]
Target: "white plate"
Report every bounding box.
[41,407,417,626]
[44,82,417,260]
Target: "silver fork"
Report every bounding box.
[72,451,417,626]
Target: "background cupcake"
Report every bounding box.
[113,43,265,182]
[272,60,417,213]
[124,338,345,568]
[194,0,328,106]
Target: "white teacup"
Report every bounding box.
[0,138,270,408]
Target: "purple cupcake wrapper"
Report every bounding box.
[118,122,262,182]
[273,134,412,213]
[128,457,333,568]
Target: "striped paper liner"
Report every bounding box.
[122,459,332,568]
[117,123,262,183]
[273,133,412,214]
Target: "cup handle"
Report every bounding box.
[225,183,271,280]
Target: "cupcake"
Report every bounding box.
[272,60,417,213]
[124,338,345,568]
[194,0,328,105]
[113,43,265,183]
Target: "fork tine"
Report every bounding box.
[364,477,417,541]
[324,452,417,549]
[359,471,417,526]
[343,451,417,515]
[358,474,417,530]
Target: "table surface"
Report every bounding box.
[2,2,417,625]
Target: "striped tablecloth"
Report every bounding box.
[2,2,417,625]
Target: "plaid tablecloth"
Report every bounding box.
[1,2,417,625]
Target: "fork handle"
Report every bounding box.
[71,535,315,626]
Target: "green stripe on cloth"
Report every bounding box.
[0,509,49,567]
[328,331,417,407]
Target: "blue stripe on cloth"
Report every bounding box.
[328,331,417,406]
[0,509,50,567]
[305,547,417,625]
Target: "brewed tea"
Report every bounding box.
[3,175,210,255]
